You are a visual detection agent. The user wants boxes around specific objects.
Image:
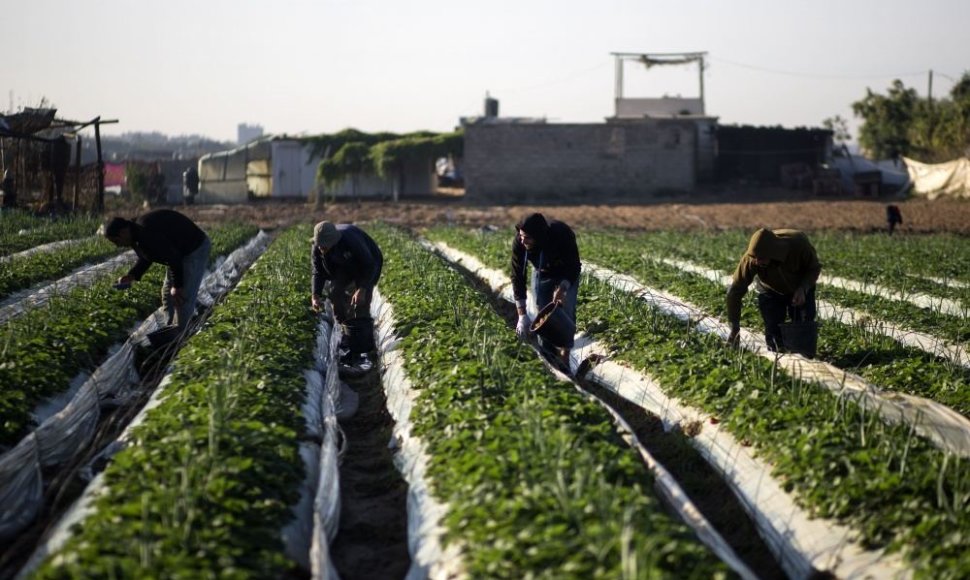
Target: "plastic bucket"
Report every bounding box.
[530,301,575,349]
[779,320,818,359]
[147,325,181,348]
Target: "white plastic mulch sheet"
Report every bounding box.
[428,241,761,579]
[0,236,94,264]
[371,288,467,580]
[658,256,970,368]
[429,241,914,580]
[0,232,271,543]
[584,261,970,458]
[283,306,348,580]
[0,251,138,325]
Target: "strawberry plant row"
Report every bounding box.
[0,223,258,448]
[426,226,970,578]
[0,237,121,301]
[31,225,316,578]
[635,229,970,319]
[0,211,102,257]
[370,223,732,578]
[579,231,970,417]
[814,231,969,305]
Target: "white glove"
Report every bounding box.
[516,314,531,337]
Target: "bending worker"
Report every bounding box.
[103,209,211,331]
[511,212,581,360]
[310,221,383,365]
[726,228,821,355]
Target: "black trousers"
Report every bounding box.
[757,287,816,352]
[332,283,376,355]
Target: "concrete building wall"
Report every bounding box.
[463,119,696,202]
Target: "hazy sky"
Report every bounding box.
[4,0,968,143]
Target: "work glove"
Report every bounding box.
[516,314,531,337]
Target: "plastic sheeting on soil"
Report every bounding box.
[0,236,94,264]
[426,241,759,579]
[371,289,467,580]
[660,257,970,370]
[661,257,968,320]
[583,261,970,458]
[0,232,271,543]
[284,305,347,579]
[0,251,137,325]
[904,156,970,200]
[429,240,914,580]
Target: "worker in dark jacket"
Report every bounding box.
[310,221,383,364]
[511,212,581,360]
[103,209,211,331]
[726,228,821,355]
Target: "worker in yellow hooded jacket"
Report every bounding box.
[726,228,821,355]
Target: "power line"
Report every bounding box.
[494,60,611,95]
[709,56,936,81]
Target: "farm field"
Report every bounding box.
[0,198,967,579]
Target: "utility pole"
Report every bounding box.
[928,69,934,106]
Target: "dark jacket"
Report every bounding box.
[311,224,383,295]
[127,209,208,287]
[511,220,581,301]
[726,228,821,327]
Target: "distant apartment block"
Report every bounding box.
[237,123,264,145]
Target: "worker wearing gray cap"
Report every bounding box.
[311,221,383,365]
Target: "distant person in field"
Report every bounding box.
[886,204,903,235]
[1,170,16,209]
[103,209,211,331]
[183,166,200,205]
[726,228,821,356]
[310,221,383,365]
[511,212,581,363]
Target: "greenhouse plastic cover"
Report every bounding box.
[0,232,271,544]
[431,241,914,580]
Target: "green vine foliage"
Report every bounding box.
[311,129,463,187]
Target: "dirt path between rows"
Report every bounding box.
[330,369,410,579]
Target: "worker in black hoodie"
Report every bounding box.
[511,212,581,360]
[103,209,211,331]
[310,221,383,366]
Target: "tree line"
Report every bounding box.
[845,72,970,162]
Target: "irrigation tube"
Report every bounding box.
[584,261,970,458]
[371,288,468,580]
[0,251,138,324]
[0,232,271,545]
[427,241,759,579]
[429,241,913,580]
[658,256,970,369]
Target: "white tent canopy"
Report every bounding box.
[903,157,970,200]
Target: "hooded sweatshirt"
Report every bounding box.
[726,228,821,328]
[126,209,208,288]
[511,213,581,302]
[311,224,383,296]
